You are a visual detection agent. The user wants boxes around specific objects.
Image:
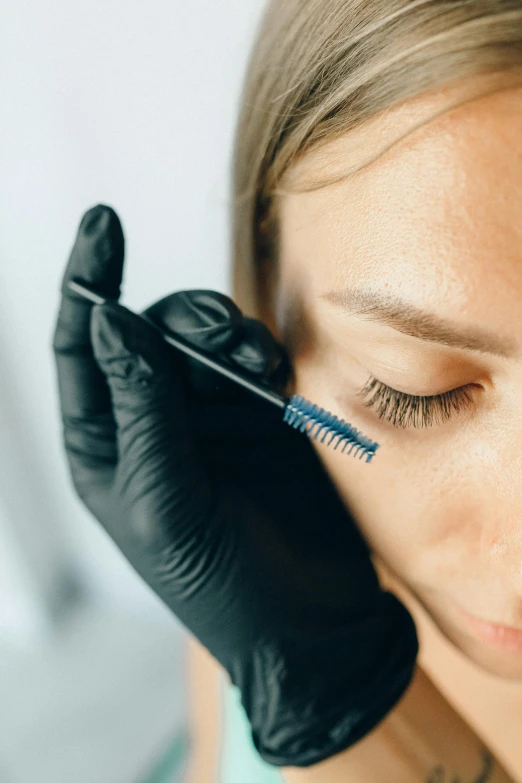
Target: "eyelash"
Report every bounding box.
[356,376,476,430]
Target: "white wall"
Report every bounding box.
[0,0,267,639]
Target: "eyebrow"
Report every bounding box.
[321,286,519,360]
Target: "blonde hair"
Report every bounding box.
[230,0,522,324]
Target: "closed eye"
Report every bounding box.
[356,375,477,429]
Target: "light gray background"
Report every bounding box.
[0,1,266,780]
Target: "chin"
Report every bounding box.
[430,604,522,681]
[444,622,522,681]
[381,572,522,680]
[470,653,522,681]
[372,556,522,680]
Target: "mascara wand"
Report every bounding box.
[68,279,380,463]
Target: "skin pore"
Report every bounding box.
[271,73,522,682]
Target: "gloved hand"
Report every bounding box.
[52,205,418,768]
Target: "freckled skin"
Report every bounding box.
[271,74,522,680]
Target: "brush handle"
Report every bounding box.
[67,279,287,410]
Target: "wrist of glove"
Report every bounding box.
[53,205,419,768]
[230,593,418,766]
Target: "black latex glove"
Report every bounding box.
[52,205,418,768]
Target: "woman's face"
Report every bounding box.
[274,75,522,680]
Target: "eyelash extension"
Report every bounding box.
[357,376,476,429]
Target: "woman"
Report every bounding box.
[52,0,522,780]
[188,1,522,779]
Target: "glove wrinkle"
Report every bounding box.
[142,290,245,353]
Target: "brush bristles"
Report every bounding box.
[284,395,379,463]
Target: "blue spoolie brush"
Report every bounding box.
[68,280,380,463]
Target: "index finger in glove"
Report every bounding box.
[141,290,292,396]
[52,205,124,490]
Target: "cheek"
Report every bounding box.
[290,354,496,585]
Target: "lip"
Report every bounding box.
[454,604,522,654]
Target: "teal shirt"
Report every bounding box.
[219,673,284,783]
[142,672,284,783]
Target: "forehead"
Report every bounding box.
[278,76,522,322]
